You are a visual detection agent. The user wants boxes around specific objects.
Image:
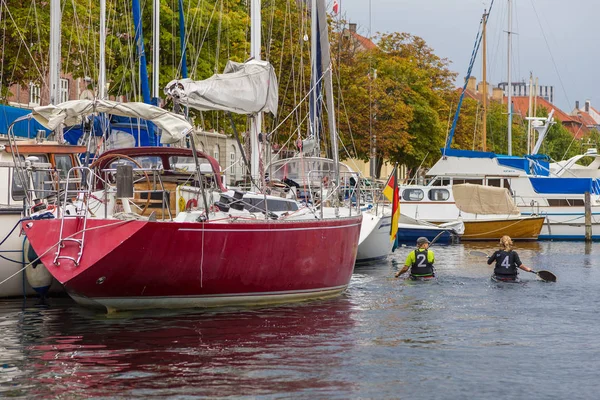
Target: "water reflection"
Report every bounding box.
[3,299,359,398]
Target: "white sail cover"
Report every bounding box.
[32,99,194,144]
[453,184,520,215]
[164,59,278,116]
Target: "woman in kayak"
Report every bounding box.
[395,237,435,280]
[488,235,535,282]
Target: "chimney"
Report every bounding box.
[585,100,591,112]
[349,23,357,33]
[492,87,504,103]
[478,81,489,98]
[576,100,580,110]
[466,76,477,93]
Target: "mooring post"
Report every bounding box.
[585,191,592,242]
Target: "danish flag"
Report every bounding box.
[333,0,339,14]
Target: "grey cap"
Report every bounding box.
[417,237,430,245]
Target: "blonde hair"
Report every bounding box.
[499,235,513,250]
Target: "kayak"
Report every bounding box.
[491,274,521,283]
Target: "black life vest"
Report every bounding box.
[411,249,434,276]
[493,250,518,277]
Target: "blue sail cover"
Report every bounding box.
[0,104,49,137]
[529,177,600,195]
[62,115,154,147]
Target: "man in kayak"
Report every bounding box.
[487,235,535,282]
[395,237,435,280]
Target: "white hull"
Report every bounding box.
[521,207,600,239]
[356,209,393,263]
[0,210,60,297]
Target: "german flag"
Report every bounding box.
[382,164,399,243]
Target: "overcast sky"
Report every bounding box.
[337,0,599,112]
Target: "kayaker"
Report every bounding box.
[394,237,435,279]
[487,235,535,281]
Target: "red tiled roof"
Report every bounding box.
[348,31,377,50]
[572,111,597,127]
[508,96,588,138]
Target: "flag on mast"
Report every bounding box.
[333,0,339,14]
[383,164,400,243]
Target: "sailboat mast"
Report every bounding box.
[316,0,339,208]
[507,0,512,155]
[369,0,376,178]
[250,0,261,187]
[310,0,319,156]
[481,9,488,152]
[152,0,160,103]
[99,0,106,99]
[49,0,61,105]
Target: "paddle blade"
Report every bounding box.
[469,250,490,258]
[537,270,557,282]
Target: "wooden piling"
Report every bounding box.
[585,191,592,242]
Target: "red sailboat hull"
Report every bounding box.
[22,216,362,311]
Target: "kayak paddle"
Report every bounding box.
[468,250,557,282]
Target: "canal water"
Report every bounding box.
[1,241,599,399]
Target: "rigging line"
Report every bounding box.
[214,0,223,74]
[267,67,329,138]
[4,2,45,88]
[190,0,219,78]
[0,1,5,99]
[334,64,358,160]
[528,0,571,110]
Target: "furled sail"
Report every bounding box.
[164,59,278,116]
[452,183,520,215]
[32,99,193,144]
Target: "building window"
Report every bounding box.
[60,78,69,103]
[213,144,220,162]
[29,83,41,105]
[229,149,236,176]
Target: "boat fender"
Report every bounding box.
[186,198,198,211]
[23,238,52,296]
[178,196,186,212]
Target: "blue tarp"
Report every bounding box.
[529,177,599,195]
[0,104,50,138]
[441,148,496,158]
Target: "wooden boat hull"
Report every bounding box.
[22,216,362,312]
[460,216,545,241]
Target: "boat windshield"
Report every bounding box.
[269,158,353,185]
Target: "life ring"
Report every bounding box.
[186,198,198,211]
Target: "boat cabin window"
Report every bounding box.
[108,156,163,170]
[453,179,483,185]
[547,199,585,207]
[243,197,299,213]
[169,156,197,172]
[402,188,424,201]
[428,188,450,201]
[430,177,451,187]
[487,178,501,187]
[11,155,52,200]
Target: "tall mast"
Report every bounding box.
[527,72,533,153]
[507,0,513,155]
[132,0,151,104]
[317,0,339,209]
[152,0,160,104]
[369,0,376,178]
[250,0,261,187]
[99,0,106,99]
[49,0,61,105]
[310,0,318,155]
[481,9,488,152]
[178,0,188,78]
